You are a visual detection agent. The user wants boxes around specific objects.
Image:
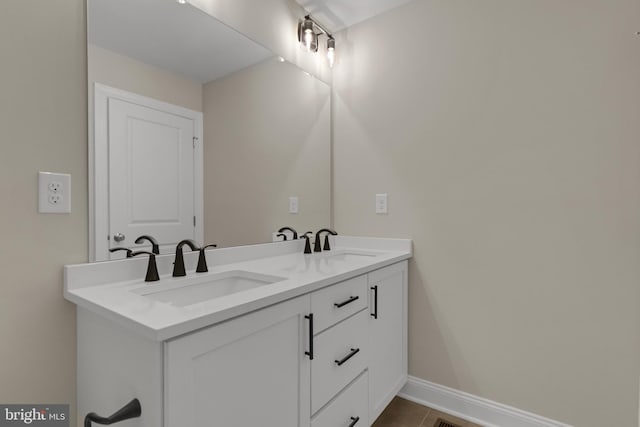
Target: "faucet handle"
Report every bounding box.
[135,235,160,255]
[109,247,133,258]
[302,232,313,254]
[196,244,218,273]
[276,233,288,241]
[131,251,160,282]
[323,229,338,251]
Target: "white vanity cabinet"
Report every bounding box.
[74,259,408,427]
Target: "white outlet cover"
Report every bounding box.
[39,171,71,214]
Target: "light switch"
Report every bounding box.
[39,171,71,214]
[289,196,299,214]
[375,193,388,214]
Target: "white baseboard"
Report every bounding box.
[398,376,573,427]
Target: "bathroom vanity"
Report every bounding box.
[65,236,411,427]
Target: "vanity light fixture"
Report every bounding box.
[298,15,336,68]
[176,0,187,4]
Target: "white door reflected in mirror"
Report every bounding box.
[93,84,204,261]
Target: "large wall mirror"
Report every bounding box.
[87,0,331,261]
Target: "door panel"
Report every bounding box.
[369,262,408,422]
[108,97,195,256]
[164,296,311,427]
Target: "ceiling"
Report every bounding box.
[88,0,272,84]
[295,0,415,32]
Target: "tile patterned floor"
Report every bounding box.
[372,397,483,427]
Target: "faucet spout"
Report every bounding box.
[135,235,160,255]
[278,227,298,240]
[173,239,200,277]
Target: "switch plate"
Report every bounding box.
[289,196,299,214]
[375,193,388,214]
[39,171,71,214]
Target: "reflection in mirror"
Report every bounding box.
[87,0,331,261]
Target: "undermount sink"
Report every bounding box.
[322,251,379,262]
[131,270,286,307]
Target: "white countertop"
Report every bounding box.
[64,236,412,341]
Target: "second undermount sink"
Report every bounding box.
[131,270,286,307]
[322,250,379,262]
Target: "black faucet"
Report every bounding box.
[302,232,313,254]
[314,228,338,252]
[173,239,200,277]
[109,247,133,258]
[196,244,218,273]
[135,235,160,255]
[278,227,298,240]
[131,251,160,282]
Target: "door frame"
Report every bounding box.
[90,83,204,261]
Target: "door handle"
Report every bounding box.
[113,233,126,243]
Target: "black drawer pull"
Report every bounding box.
[348,416,360,427]
[334,295,359,308]
[335,348,360,366]
[371,285,378,319]
[304,313,314,360]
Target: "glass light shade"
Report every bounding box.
[327,38,335,67]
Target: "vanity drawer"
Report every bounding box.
[311,275,368,333]
[311,371,368,427]
[312,309,368,414]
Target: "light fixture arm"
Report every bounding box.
[303,15,332,39]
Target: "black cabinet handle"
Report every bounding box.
[84,398,141,427]
[334,295,359,308]
[371,285,378,319]
[348,416,360,427]
[335,348,360,366]
[304,313,314,360]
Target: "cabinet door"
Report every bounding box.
[164,295,311,427]
[368,261,408,422]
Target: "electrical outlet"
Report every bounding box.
[48,181,62,193]
[39,171,71,214]
[48,194,63,205]
[376,193,388,214]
